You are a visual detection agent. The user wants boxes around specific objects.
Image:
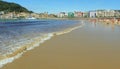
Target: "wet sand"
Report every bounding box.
[2,22,120,69]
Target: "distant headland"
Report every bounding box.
[0,0,32,13]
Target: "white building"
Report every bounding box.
[0,11,4,19]
[96,10,116,17]
[104,10,115,17]
[96,10,105,17]
[89,11,96,18]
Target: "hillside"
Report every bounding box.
[0,0,32,13]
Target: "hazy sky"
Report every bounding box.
[4,0,120,13]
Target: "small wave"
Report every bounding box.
[0,21,84,68]
[0,33,54,68]
[0,53,23,68]
[26,33,53,51]
[55,22,84,35]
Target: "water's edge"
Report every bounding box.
[0,21,84,68]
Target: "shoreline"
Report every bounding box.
[2,21,120,69]
[1,17,120,26]
[0,21,83,68]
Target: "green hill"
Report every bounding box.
[0,0,32,13]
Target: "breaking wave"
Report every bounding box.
[0,20,84,68]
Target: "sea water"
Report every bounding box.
[0,19,83,68]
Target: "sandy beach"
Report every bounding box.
[2,22,120,69]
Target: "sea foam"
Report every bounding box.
[0,20,84,68]
[0,33,54,68]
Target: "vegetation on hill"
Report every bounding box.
[0,0,33,13]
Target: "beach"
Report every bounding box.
[1,22,120,69]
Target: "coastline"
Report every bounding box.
[0,21,83,68]
[2,21,120,69]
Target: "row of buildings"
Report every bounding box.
[0,11,57,19]
[0,11,37,19]
[57,10,120,18]
[1,9,120,19]
[89,10,120,18]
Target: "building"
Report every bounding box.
[89,11,96,18]
[74,11,83,17]
[96,10,116,18]
[114,10,120,17]
[68,12,74,18]
[83,12,89,18]
[96,10,106,17]
[48,14,57,18]
[2,12,14,19]
[0,11,4,15]
[0,11,4,19]
[58,12,65,18]
[104,10,115,17]
[17,12,29,19]
[64,13,68,17]
[39,13,46,18]
[31,13,39,18]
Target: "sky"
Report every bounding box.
[4,0,120,13]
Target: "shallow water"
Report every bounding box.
[3,21,120,69]
[1,20,120,69]
[0,19,82,68]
